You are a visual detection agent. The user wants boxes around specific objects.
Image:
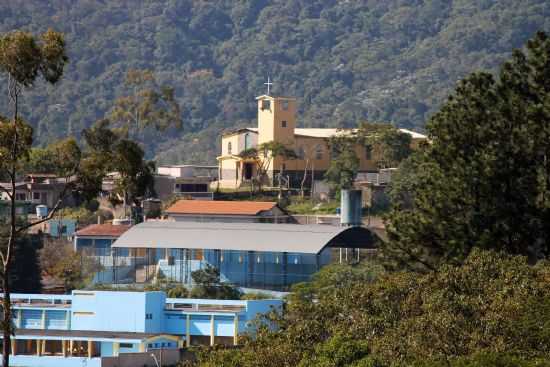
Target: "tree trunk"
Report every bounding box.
[2,273,11,367]
[300,159,309,198]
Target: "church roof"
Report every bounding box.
[221,127,426,140]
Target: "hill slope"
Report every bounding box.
[1,0,549,163]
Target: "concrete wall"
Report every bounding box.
[8,355,101,367]
[71,291,149,333]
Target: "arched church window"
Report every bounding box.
[228,142,232,155]
[244,133,251,149]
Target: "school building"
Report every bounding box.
[1,291,281,367]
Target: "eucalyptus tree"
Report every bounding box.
[0,29,69,367]
[109,69,182,140]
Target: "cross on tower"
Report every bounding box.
[264,76,273,96]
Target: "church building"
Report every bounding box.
[217,94,427,190]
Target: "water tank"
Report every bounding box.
[340,189,362,226]
[36,205,48,218]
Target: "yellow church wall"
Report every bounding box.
[258,97,297,146]
[274,136,380,173]
[221,134,241,156]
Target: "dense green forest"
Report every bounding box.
[1,0,549,163]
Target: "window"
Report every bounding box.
[296,146,305,159]
[244,133,251,149]
[15,193,26,201]
[227,142,232,155]
[282,100,289,110]
[365,146,373,160]
[281,120,287,128]
[315,145,323,160]
[120,343,133,349]
[33,192,40,200]
[146,313,153,320]
[282,163,286,171]
[262,100,271,110]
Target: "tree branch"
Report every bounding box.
[15,172,77,234]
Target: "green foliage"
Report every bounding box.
[190,264,242,300]
[240,292,271,300]
[0,29,67,86]
[285,198,339,214]
[357,122,413,168]
[0,228,42,293]
[195,250,550,366]
[166,285,189,298]
[81,119,156,209]
[1,2,548,161]
[109,69,182,140]
[384,32,550,271]
[239,140,296,191]
[324,138,359,194]
[39,239,100,291]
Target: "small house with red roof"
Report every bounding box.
[73,222,132,251]
[165,200,291,223]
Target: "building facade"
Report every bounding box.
[105,221,377,290]
[1,291,281,367]
[217,95,427,189]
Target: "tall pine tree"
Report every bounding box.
[384,32,550,271]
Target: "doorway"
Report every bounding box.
[244,163,253,180]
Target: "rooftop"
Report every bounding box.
[165,200,278,216]
[113,221,378,254]
[223,127,427,140]
[74,223,131,237]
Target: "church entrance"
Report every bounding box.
[244,163,253,180]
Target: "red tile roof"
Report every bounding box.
[166,200,278,216]
[75,224,131,237]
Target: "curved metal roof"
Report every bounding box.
[112,221,377,254]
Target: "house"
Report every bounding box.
[74,223,132,251]
[155,165,218,201]
[0,174,78,210]
[105,221,378,291]
[165,200,291,223]
[1,291,281,367]
[216,94,427,189]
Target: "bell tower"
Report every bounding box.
[256,95,297,146]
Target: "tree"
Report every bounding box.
[190,264,241,300]
[324,135,360,195]
[358,123,412,168]
[82,119,156,218]
[194,250,550,366]
[39,239,100,291]
[109,69,182,139]
[239,141,296,193]
[0,29,68,367]
[384,32,550,271]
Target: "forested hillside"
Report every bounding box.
[1,0,549,163]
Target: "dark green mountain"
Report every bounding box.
[1,0,549,163]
